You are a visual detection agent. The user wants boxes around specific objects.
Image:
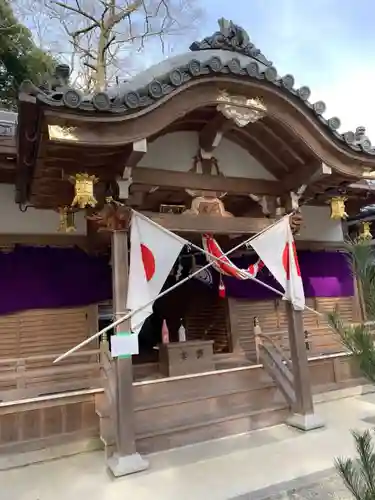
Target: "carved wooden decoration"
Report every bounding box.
[184,196,233,217]
[57,206,76,233]
[88,202,131,231]
[290,212,303,234]
[186,151,227,200]
[249,194,280,217]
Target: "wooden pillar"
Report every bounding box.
[284,196,324,430]
[285,292,324,430]
[92,204,148,476]
[286,303,313,413]
[112,231,135,452]
[354,275,366,323]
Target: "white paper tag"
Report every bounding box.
[111,333,139,357]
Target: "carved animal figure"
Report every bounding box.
[218,18,250,48]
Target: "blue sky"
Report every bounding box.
[196,0,375,138]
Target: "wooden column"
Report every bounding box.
[286,304,312,411]
[286,301,324,431]
[90,203,148,476]
[284,200,324,430]
[111,231,136,454]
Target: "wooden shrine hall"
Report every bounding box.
[1,18,375,474]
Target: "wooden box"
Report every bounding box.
[158,340,215,377]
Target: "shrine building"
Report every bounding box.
[0,18,374,474]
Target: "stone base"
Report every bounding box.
[286,412,325,432]
[106,452,149,477]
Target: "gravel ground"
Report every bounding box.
[234,470,353,500]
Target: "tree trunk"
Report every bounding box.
[95,29,108,91]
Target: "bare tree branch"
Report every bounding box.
[52,1,99,25]
[14,0,204,92]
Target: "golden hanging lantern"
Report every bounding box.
[69,173,98,209]
[330,196,348,220]
[57,206,76,233]
[359,221,372,241]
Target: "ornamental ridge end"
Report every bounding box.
[189,17,273,67]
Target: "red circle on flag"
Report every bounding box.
[282,242,301,279]
[140,244,155,281]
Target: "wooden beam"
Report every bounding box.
[0,233,88,249]
[282,162,332,191]
[199,114,232,152]
[143,211,274,234]
[257,122,305,165]
[234,128,289,173]
[349,181,375,192]
[122,139,147,176]
[132,167,281,196]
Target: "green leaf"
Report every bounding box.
[0,0,55,109]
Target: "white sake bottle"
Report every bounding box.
[178,319,186,342]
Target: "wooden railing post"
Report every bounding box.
[15,359,26,389]
[253,316,262,364]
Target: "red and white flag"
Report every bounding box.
[126,212,186,332]
[249,216,305,310]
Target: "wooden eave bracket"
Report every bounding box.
[118,139,147,200]
[282,162,332,192]
[199,114,232,153]
[121,139,147,176]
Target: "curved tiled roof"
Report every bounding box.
[19,18,375,155]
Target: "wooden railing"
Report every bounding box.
[255,332,296,408]
[0,349,101,402]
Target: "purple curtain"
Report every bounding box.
[0,246,354,316]
[198,250,354,300]
[0,246,112,315]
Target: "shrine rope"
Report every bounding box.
[202,234,264,297]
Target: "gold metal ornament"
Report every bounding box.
[359,222,372,241]
[57,207,76,233]
[69,173,98,209]
[330,196,348,220]
[217,90,267,127]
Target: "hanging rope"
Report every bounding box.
[202,234,264,297]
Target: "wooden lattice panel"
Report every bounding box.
[278,298,318,330]
[228,299,278,360]
[17,307,98,362]
[238,300,278,333]
[335,297,355,323]
[307,327,342,355]
[315,297,354,322]
[0,313,20,358]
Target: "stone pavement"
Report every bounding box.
[3,388,375,500]
[233,469,351,499]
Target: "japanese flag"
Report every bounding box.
[249,216,305,310]
[126,212,186,332]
